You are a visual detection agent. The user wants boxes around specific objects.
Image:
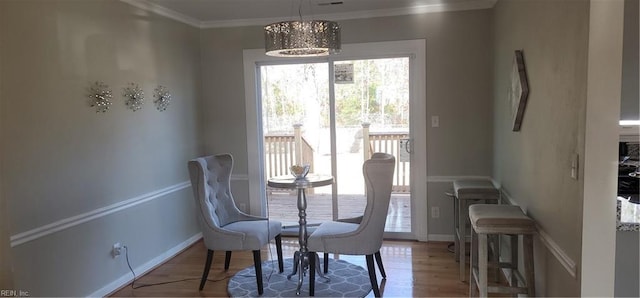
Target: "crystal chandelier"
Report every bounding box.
[264,14,340,57]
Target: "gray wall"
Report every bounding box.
[0,0,201,295]
[0,11,12,287]
[616,230,640,297]
[492,0,590,296]
[2,0,627,295]
[621,0,639,121]
[200,9,495,237]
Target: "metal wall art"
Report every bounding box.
[508,50,529,131]
[88,81,113,113]
[153,85,171,111]
[87,82,173,113]
[123,82,145,111]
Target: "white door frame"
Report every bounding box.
[581,0,624,296]
[243,40,428,241]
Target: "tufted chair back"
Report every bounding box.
[306,152,395,297]
[188,154,284,294]
[355,152,396,253]
[188,154,245,229]
[307,152,395,256]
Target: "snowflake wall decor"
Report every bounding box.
[154,85,172,111]
[123,82,145,111]
[88,81,113,113]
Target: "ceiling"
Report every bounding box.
[124,0,496,28]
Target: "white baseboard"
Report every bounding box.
[427,234,454,242]
[89,232,203,297]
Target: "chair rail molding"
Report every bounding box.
[500,189,577,279]
[426,175,492,183]
[10,181,191,247]
[231,174,249,181]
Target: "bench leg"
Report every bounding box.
[510,235,517,287]
[478,233,488,297]
[459,199,467,281]
[454,196,460,262]
[469,227,477,297]
[524,235,535,297]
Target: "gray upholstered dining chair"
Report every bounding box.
[322,216,386,278]
[188,154,283,295]
[307,152,395,297]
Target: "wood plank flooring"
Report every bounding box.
[267,192,412,233]
[109,238,473,297]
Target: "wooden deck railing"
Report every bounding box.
[363,123,410,193]
[264,123,409,194]
[264,124,314,180]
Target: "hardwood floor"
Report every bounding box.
[110,237,474,297]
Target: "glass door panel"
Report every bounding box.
[260,63,332,227]
[333,58,411,233]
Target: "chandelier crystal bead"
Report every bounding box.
[264,20,340,57]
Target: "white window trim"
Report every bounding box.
[242,40,428,240]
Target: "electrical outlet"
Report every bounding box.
[431,115,440,128]
[431,206,440,218]
[112,243,122,258]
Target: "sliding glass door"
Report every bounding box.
[244,40,426,240]
[260,58,412,235]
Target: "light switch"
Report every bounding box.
[571,153,579,180]
[431,115,439,127]
[431,207,440,218]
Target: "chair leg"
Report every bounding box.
[374,251,386,279]
[275,234,284,273]
[309,252,316,296]
[199,250,213,291]
[324,252,329,274]
[366,254,380,297]
[224,251,232,271]
[253,250,264,295]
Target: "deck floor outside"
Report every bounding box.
[267,191,411,233]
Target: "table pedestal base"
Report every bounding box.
[267,175,334,296]
[287,251,330,295]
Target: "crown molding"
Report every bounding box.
[203,0,497,28]
[119,0,202,28]
[120,0,497,29]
